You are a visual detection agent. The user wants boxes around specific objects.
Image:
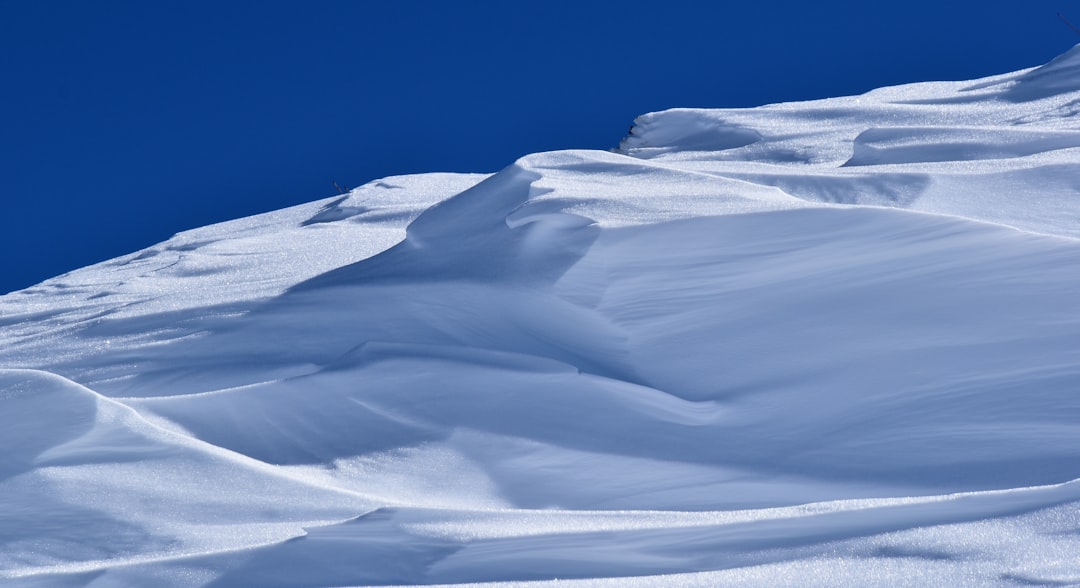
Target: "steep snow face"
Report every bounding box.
[2,48,1080,587]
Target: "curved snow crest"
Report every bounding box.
[844,126,1080,166]
[511,150,806,226]
[618,45,1080,239]
[293,149,808,290]
[0,172,487,377]
[0,368,357,476]
[0,369,373,576]
[0,172,487,330]
[618,109,764,157]
[58,481,1080,586]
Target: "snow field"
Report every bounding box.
[2,46,1080,586]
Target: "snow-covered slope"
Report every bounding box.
[2,48,1080,587]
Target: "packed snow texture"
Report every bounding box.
[2,47,1080,587]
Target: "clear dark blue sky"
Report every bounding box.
[2,0,1075,294]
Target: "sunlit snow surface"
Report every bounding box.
[3,48,1080,587]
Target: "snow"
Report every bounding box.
[2,47,1080,586]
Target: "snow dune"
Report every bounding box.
[2,46,1080,586]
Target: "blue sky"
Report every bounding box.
[1,0,1075,294]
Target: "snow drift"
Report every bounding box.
[2,47,1080,587]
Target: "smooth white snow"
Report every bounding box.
[2,47,1080,587]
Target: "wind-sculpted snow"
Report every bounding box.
[0,369,371,582]
[2,49,1080,587]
